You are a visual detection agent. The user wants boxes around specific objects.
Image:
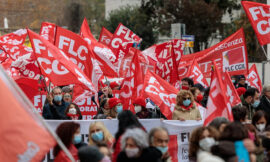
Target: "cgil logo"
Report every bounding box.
[18,142,40,162]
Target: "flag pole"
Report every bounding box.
[260,45,269,61]
[0,66,75,162]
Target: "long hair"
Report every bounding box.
[176,90,194,106]
[64,103,82,120]
[53,122,80,156]
[114,110,144,148]
[88,121,113,145]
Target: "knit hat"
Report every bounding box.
[133,97,146,107]
[78,146,104,162]
[110,82,119,89]
[108,98,121,108]
[236,87,246,96]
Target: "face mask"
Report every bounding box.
[100,156,111,162]
[256,123,266,132]
[156,146,168,154]
[134,106,142,113]
[252,100,260,108]
[73,134,82,144]
[183,99,191,107]
[116,105,123,113]
[125,147,139,158]
[182,85,189,90]
[196,94,203,103]
[199,137,215,152]
[232,80,236,83]
[91,131,104,142]
[68,108,77,115]
[54,95,62,102]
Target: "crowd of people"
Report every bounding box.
[42,75,270,162]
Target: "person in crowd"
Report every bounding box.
[236,87,247,97]
[181,77,194,90]
[231,75,237,87]
[98,85,113,103]
[232,105,248,123]
[258,84,270,115]
[210,141,237,162]
[117,128,162,162]
[149,127,172,162]
[106,98,123,118]
[78,145,111,162]
[89,121,114,148]
[133,97,154,119]
[262,126,270,161]
[201,87,210,107]
[110,82,120,90]
[236,75,248,89]
[94,98,110,119]
[208,117,230,133]
[252,110,269,135]
[65,103,82,120]
[53,122,81,161]
[112,110,144,162]
[241,87,260,120]
[193,83,205,94]
[62,85,72,93]
[190,87,204,105]
[96,142,112,159]
[172,90,201,121]
[189,126,220,161]
[63,92,72,104]
[43,87,69,119]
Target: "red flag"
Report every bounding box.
[247,64,262,92]
[186,58,209,88]
[204,62,233,126]
[178,28,249,78]
[143,70,178,119]
[99,27,113,46]
[1,57,21,80]
[39,22,56,43]
[80,19,118,77]
[28,29,97,94]
[0,29,27,45]
[109,23,142,63]
[242,1,270,45]
[0,65,55,161]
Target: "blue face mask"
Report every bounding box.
[116,105,123,113]
[183,99,191,107]
[73,134,82,144]
[91,131,104,142]
[54,95,62,102]
[232,80,236,83]
[156,146,168,154]
[252,100,260,108]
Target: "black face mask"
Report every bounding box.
[262,137,270,151]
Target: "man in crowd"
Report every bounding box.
[236,75,248,89]
[181,77,194,90]
[149,127,172,162]
[241,87,260,120]
[42,87,70,119]
[258,85,270,116]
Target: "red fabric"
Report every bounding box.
[196,94,204,103]
[0,29,27,46]
[247,64,262,93]
[0,68,56,161]
[39,22,56,43]
[242,1,270,45]
[178,28,249,78]
[143,70,179,119]
[204,62,234,126]
[99,27,113,46]
[54,144,78,162]
[108,98,121,108]
[110,82,119,89]
[112,137,121,162]
[180,104,193,111]
[237,87,247,97]
[28,29,97,94]
[133,97,146,107]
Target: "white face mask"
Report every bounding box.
[256,123,266,132]
[125,147,139,158]
[68,108,77,115]
[134,106,142,113]
[199,137,215,152]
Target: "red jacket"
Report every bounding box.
[54,144,78,162]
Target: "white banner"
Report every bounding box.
[43,119,203,162]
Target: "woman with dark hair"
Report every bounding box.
[220,122,249,142]
[252,110,269,135]
[54,122,81,161]
[190,87,204,104]
[65,103,82,120]
[112,110,144,162]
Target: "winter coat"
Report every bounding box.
[42,100,69,119]
[54,144,78,162]
[172,103,201,120]
[257,95,270,116]
[117,147,162,162]
[240,95,255,120]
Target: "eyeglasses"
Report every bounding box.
[183,97,191,100]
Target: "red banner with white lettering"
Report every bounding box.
[0,29,27,46]
[247,64,262,92]
[178,28,248,78]
[204,62,234,126]
[28,29,97,94]
[223,71,241,107]
[143,70,178,119]
[242,1,270,45]
[39,22,56,43]
[99,27,113,46]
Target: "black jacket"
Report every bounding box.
[42,100,69,119]
[117,147,162,162]
[258,95,270,116]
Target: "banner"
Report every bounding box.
[99,27,113,46]
[247,64,262,92]
[242,1,270,45]
[44,119,203,162]
[178,28,249,78]
[40,22,56,43]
